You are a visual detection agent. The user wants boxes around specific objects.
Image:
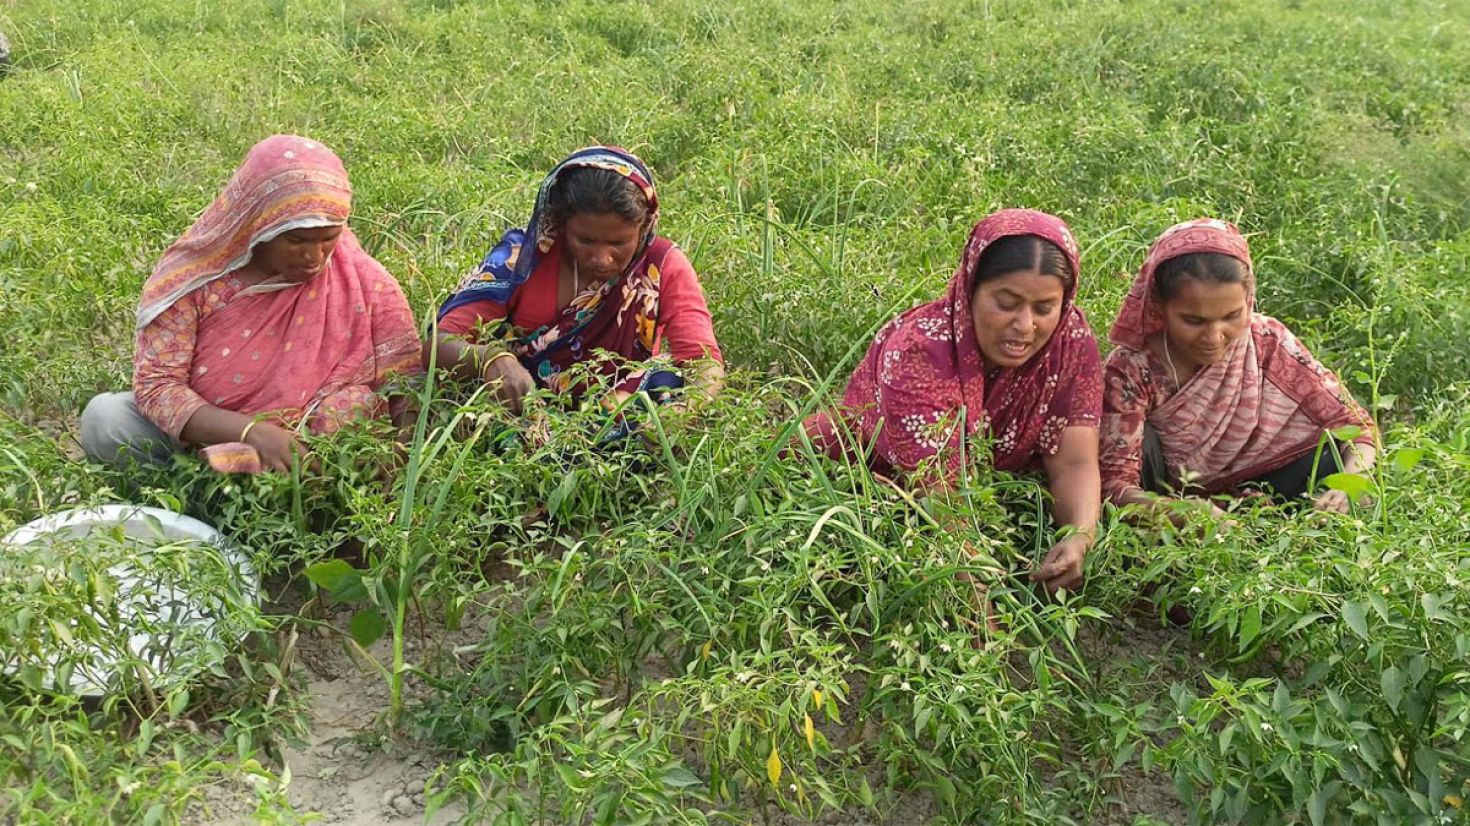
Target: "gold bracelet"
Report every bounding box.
[481,349,519,380]
[238,419,259,443]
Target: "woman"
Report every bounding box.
[1100,219,1377,518]
[426,146,723,413]
[804,209,1103,596]
[80,135,423,474]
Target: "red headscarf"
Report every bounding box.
[807,209,1102,480]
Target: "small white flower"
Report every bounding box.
[1189,586,1202,595]
[25,182,37,191]
[1260,722,1274,734]
[954,685,965,695]
[900,681,911,691]
[940,643,952,653]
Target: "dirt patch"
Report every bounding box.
[187,605,468,825]
[1084,614,1193,826]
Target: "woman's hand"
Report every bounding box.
[1141,495,1231,531]
[1038,426,1100,596]
[1313,488,1352,513]
[483,356,535,414]
[1032,533,1090,596]
[244,421,310,473]
[1312,442,1376,514]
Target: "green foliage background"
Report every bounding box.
[2,0,1470,823]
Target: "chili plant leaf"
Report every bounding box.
[1323,472,1373,499]
[1381,666,1404,712]
[1392,447,1426,473]
[305,559,367,602]
[348,609,386,648]
[1341,601,1370,641]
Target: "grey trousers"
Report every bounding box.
[79,392,181,467]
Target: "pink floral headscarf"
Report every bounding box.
[808,209,1102,479]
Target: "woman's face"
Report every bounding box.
[970,269,1067,368]
[562,212,643,283]
[1157,278,1250,367]
[251,225,344,284]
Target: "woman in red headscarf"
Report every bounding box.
[80,135,423,474]
[1100,219,1377,520]
[804,209,1104,596]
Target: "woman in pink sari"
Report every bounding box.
[804,209,1104,596]
[80,135,423,474]
[1100,219,1377,519]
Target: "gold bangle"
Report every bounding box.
[481,349,519,380]
[238,419,259,443]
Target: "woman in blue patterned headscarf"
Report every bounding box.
[426,146,723,414]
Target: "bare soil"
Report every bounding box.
[186,604,467,826]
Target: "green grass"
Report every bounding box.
[3,0,1470,823]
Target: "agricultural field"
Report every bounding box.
[3,0,1470,823]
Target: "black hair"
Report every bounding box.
[971,234,1074,295]
[1153,252,1250,302]
[544,166,651,229]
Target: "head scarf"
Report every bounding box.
[137,134,351,329]
[1105,218,1374,492]
[1109,217,1253,350]
[827,208,1102,478]
[436,146,670,391]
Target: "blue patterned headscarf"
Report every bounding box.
[437,146,659,318]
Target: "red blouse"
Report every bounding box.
[438,242,722,364]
